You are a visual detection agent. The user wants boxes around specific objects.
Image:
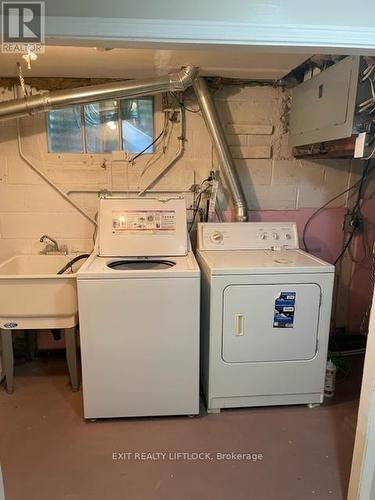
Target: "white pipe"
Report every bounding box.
[138,107,185,195]
[14,86,97,226]
[67,189,193,195]
[16,121,98,225]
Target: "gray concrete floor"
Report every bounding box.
[0,354,363,500]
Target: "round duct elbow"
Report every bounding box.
[170,66,199,91]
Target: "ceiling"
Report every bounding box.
[0,45,312,80]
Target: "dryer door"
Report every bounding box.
[222,283,321,363]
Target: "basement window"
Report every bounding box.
[46,97,154,154]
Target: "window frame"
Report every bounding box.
[45,96,156,156]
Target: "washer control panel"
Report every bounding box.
[197,222,299,251]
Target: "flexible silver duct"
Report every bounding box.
[0,66,198,121]
[193,77,248,222]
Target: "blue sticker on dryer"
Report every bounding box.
[273,292,296,328]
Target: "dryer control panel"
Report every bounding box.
[197,222,299,251]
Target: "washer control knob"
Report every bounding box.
[211,231,223,243]
[285,233,291,240]
[272,233,279,240]
[258,233,267,240]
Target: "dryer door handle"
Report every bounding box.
[235,314,245,336]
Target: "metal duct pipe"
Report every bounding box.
[193,77,248,222]
[0,66,247,221]
[0,66,198,121]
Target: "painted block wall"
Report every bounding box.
[0,83,373,333]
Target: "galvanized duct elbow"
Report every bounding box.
[193,77,248,222]
[170,65,198,91]
[0,66,198,121]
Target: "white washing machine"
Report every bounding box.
[196,222,335,412]
[77,197,200,419]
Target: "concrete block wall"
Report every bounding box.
[0,83,365,225]
[214,85,359,210]
[0,83,373,331]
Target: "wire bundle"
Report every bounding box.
[303,160,375,265]
[359,63,375,116]
[359,62,375,160]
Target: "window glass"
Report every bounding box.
[84,100,120,153]
[47,106,83,153]
[121,98,154,153]
[46,97,154,154]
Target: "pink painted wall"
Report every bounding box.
[347,199,375,333]
[242,205,374,334]
[248,208,346,263]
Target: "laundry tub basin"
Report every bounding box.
[0,254,85,329]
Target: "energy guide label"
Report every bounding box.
[112,210,176,234]
[273,292,296,328]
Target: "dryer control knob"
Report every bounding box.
[258,233,267,240]
[211,231,223,243]
[285,233,292,240]
[272,233,279,240]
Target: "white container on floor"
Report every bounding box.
[324,359,336,398]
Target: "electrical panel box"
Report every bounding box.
[289,56,373,148]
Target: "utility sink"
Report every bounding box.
[0,254,86,330]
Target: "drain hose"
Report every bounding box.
[56,254,90,275]
[51,254,90,341]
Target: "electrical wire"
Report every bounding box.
[333,231,356,265]
[189,179,210,232]
[359,62,375,116]
[303,184,359,252]
[128,129,165,164]
[169,92,201,114]
[333,160,374,265]
[140,111,171,176]
[347,217,374,265]
[302,160,375,262]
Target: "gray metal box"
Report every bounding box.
[289,56,361,147]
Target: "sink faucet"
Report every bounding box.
[40,235,60,253]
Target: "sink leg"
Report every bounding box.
[25,330,37,361]
[1,329,14,394]
[64,327,79,391]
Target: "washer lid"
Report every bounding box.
[98,197,187,257]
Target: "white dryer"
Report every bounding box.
[77,197,200,419]
[196,222,335,412]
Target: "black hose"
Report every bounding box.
[51,329,62,341]
[57,254,90,275]
[51,254,89,342]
